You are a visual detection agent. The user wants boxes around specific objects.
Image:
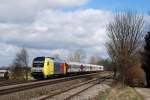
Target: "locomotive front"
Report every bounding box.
[31,57,45,79]
[31,56,67,79]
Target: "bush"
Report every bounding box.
[127,65,146,87]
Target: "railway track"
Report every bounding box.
[0,72,102,96]
[65,75,112,100]
[0,80,37,87]
[34,75,112,100]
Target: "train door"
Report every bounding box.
[43,58,54,77]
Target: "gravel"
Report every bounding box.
[45,79,112,100]
[68,79,112,100]
[47,83,94,100]
[0,73,112,100]
[71,84,110,100]
[0,78,87,100]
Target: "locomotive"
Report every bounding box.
[31,56,104,79]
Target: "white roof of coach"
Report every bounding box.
[67,62,103,68]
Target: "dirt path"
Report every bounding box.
[135,88,150,100]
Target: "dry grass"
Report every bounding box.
[95,87,144,100]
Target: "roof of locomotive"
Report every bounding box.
[33,56,65,62]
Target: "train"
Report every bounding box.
[31,56,104,79]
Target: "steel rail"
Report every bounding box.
[0,72,102,96]
[64,75,112,100]
[37,74,112,100]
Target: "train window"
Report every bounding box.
[33,63,44,67]
[34,57,45,61]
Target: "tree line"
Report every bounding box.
[8,48,112,80]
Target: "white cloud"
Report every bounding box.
[144,14,150,32]
[0,8,112,66]
[0,0,90,23]
[0,43,19,57]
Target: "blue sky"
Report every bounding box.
[87,0,150,12]
[0,0,149,67]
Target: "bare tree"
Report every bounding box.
[106,11,144,86]
[11,48,29,80]
[89,55,101,64]
[67,49,86,62]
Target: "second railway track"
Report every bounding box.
[64,75,112,100]
[33,75,112,100]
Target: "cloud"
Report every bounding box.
[0,8,112,66]
[144,14,150,32]
[0,9,111,49]
[0,0,90,23]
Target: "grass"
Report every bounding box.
[95,87,144,100]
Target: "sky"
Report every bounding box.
[0,0,150,67]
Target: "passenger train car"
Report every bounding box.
[31,57,104,79]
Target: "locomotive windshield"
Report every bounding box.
[33,62,44,67]
[32,57,45,67]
